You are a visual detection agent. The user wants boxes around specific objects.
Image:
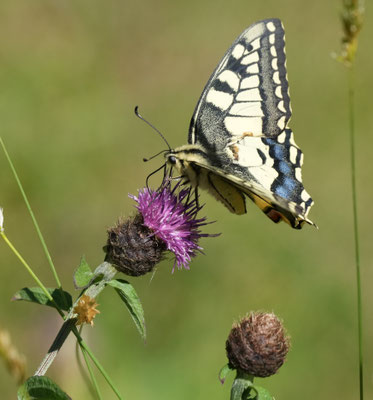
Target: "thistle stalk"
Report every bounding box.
[338,1,364,398]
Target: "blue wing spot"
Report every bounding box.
[275,186,290,198]
[283,177,297,191]
[274,177,297,199]
[265,138,287,160]
[278,161,291,175]
[273,144,286,159]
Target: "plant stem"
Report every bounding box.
[348,64,364,400]
[0,231,64,318]
[0,137,62,289]
[79,340,103,400]
[34,319,77,376]
[34,321,122,399]
[75,332,123,400]
[76,326,100,399]
[230,370,253,400]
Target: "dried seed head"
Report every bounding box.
[226,312,290,377]
[74,295,100,326]
[105,214,167,276]
[340,0,364,64]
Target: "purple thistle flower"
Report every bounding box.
[131,184,213,271]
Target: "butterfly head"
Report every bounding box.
[165,149,187,175]
[165,145,208,187]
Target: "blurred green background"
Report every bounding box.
[0,0,372,399]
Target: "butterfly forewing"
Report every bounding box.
[189,19,291,147]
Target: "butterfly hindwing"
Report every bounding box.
[225,127,314,221]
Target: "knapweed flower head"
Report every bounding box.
[132,184,212,271]
[105,182,215,275]
[226,312,290,378]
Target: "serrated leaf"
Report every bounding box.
[12,287,72,311]
[108,279,146,341]
[252,385,273,400]
[17,376,71,400]
[219,363,233,384]
[73,255,94,289]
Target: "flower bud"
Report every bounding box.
[73,294,100,326]
[226,312,290,377]
[105,214,166,276]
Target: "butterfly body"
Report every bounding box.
[166,18,315,229]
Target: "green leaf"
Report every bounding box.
[73,255,94,289]
[12,287,72,311]
[17,376,71,399]
[219,363,233,384]
[108,279,146,341]
[251,385,273,400]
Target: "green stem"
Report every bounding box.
[76,327,100,399]
[230,370,254,400]
[79,340,103,400]
[36,321,122,400]
[0,137,62,289]
[348,64,364,400]
[0,231,64,317]
[75,332,123,400]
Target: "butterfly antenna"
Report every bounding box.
[142,149,168,162]
[134,106,171,151]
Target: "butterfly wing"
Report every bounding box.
[186,18,314,227]
[192,156,315,228]
[189,18,291,146]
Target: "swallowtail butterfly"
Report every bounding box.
[166,19,315,229]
